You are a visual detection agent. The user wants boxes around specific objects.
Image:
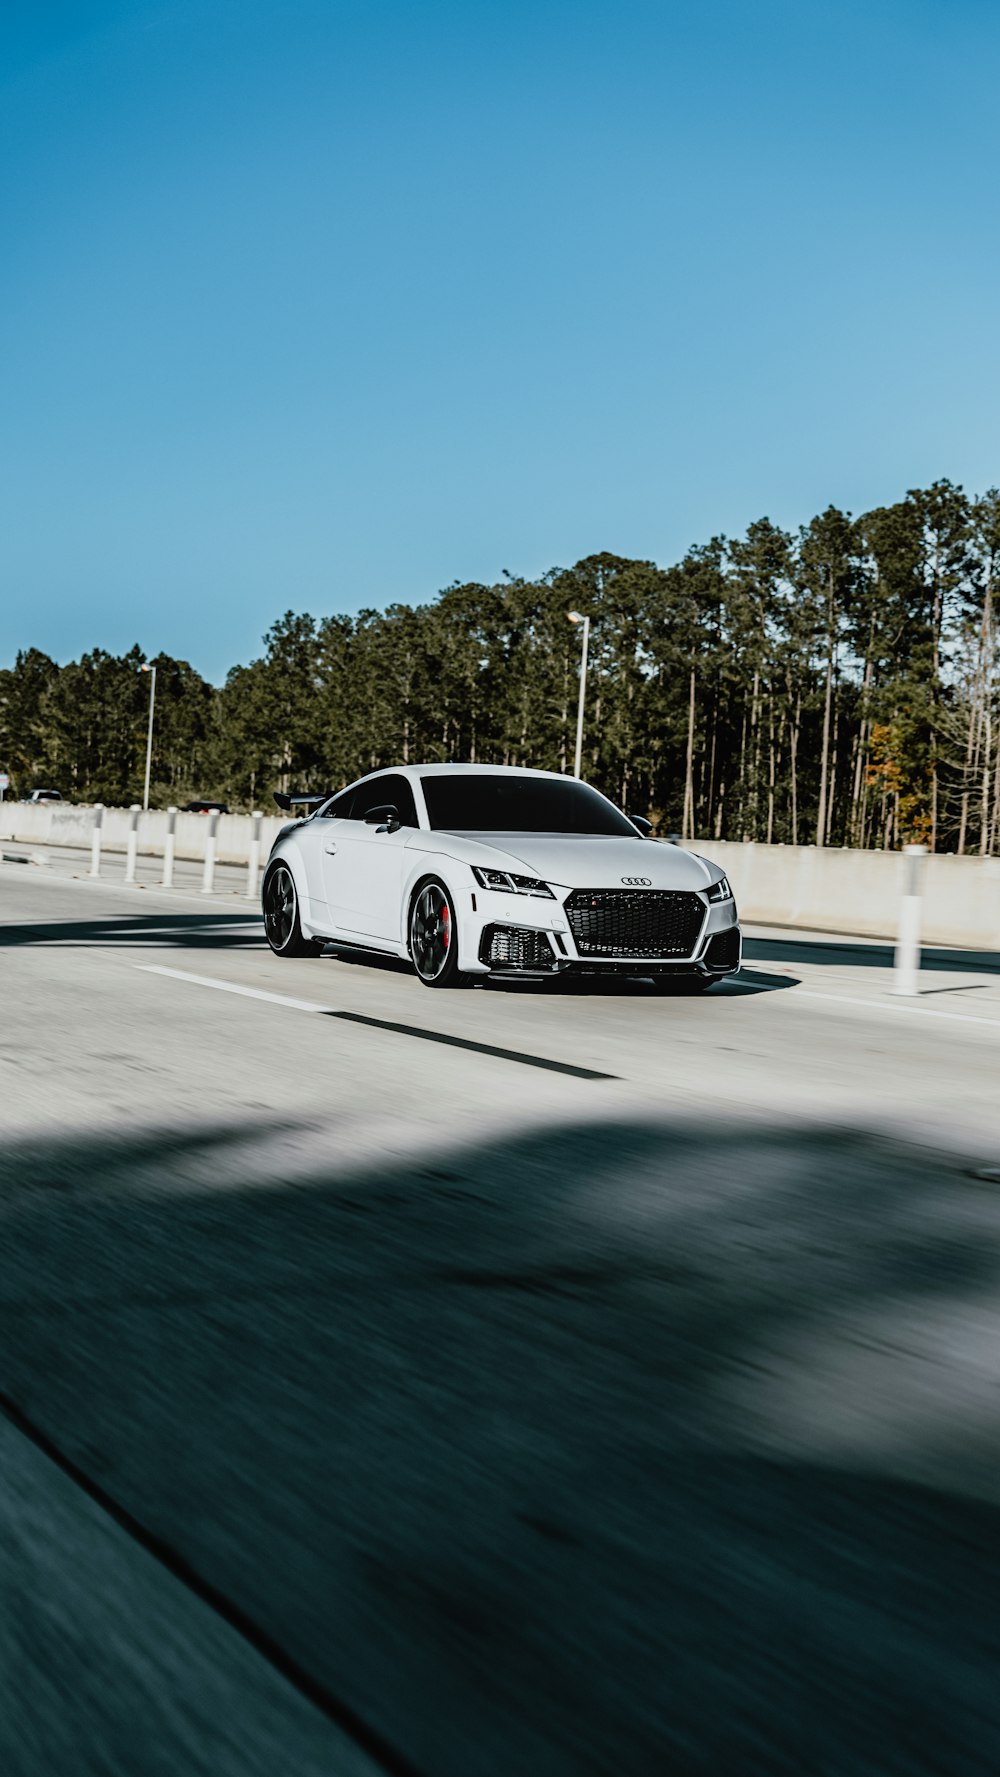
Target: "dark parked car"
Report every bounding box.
[181,799,229,814]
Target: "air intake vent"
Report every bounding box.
[704,927,740,970]
[480,925,558,971]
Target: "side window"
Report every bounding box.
[353,774,418,827]
[319,787,356,819]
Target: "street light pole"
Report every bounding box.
[141,663,157,812]
[567,611,590,778]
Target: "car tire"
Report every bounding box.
[409,878,472,988]
[263,863,323,958]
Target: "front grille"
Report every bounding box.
[480,924,559,971]
[565,889,704,959]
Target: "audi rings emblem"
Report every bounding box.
[621,876,652,886]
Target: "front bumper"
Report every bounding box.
[464,884,741,978]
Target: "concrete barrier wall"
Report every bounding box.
[688,839,1000,949]
[0,802,288,864]
[2,803,998,948]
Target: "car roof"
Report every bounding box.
[394,764,572,781]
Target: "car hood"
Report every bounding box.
[441,831,719,891]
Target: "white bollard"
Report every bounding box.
[90,803,104,877]
[163,806,177,888]
[245,810,263,899]
[124,804,141,883]
[201,809,219,894]
[891,843,926,996]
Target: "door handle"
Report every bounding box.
[324,842,337,855]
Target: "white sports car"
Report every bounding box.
[262,764,741,991]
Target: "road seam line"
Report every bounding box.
[321,1009,615,1079]
[0,1386,422,1777]
[136,964,616,1079]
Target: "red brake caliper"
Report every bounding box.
[441,903,450,949]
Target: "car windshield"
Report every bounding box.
[421,773,638,835]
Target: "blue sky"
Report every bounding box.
[3,0,999,684]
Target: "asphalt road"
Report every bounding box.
[2,862,1000,1775]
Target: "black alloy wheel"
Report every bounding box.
[263,863,322,958]
[409,880,470,988]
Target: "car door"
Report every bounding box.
[300,786,357,925]
[321,773,419,942]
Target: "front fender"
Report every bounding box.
[400,855,488,973]
[400,854,568,975]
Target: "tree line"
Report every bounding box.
[3,477,999,852]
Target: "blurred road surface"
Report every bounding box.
[2,863,1000,1775]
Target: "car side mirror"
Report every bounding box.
[364,804,402,833]
[628,813,653,837]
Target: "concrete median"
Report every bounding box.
[3,805,999,949]
[687,839,1000,950]
[0,802,288,867]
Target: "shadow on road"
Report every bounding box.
[0,913,805,997]
[745,931,1000,975]
[0,912,264,951]
[0,1113,998,1774]
[484,965,799,996]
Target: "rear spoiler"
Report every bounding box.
[273,790,330,812]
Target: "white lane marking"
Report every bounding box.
[777,984,1000,1032]
[140,962,1000,1035]
[138,964,327,1014]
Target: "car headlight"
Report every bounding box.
[472,867,555,899]
[706,875,733,903]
